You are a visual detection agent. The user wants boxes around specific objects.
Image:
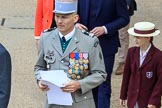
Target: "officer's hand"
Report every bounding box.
[120,99,126,108]
[38,80,49,91]
[90,26,105,37]
[61,80,80,93]
[148,104,156,108]
[75,23,88,31]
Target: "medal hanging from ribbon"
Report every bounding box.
[68,52,89,80]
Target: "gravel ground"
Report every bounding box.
[0,0,162,107]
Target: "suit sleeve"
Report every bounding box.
[120,48,132,100]
[105,0,129,35]
[148,53,162,106]
[34,0,43,37]
[0,45,11,108]
[78,38,107,94]
[126,0,132,6]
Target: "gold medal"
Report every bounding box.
[80,65,84,71]
[68,69,72,75]
[77,75,81,80]
[71,74,76,79]
[84,59,89,64]
[84,64,88,70]
[75,63,79,67]
[69,58,72,62]
[75,66,79,70]
[81,71,84,75]
[69,58,75,66]
[84,65,88,70]
[75,60,79,64]
[75,69,78,74]
[79,59,83,64]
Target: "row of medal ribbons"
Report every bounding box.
[68,52,89,80]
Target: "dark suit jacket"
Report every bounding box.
[126,0,137,16]
[120,45,162,108]
[0,44,11,108]
[78,0,129,56]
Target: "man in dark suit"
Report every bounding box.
[0,43,11,108]
[76,0,129,108]
[115,0,137,75]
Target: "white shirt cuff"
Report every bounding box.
[103,26,108,34]
[34,36,40,40]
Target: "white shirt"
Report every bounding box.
[59,27,75,41]
[139,44,151,66]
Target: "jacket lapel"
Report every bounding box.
[140,45,155,68]
[51,30,63,56]
[134,47,140,68]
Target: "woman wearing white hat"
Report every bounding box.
[120,22,162,108]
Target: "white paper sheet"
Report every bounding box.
[39,70,73,106]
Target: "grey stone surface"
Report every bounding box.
[4,16,34,29]
[0,0,162,107]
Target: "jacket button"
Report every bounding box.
[84,96,87,99]
[137,89,139,92]
[61,60,64,63]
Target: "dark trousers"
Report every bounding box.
[93,55,115,108]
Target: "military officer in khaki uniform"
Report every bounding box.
[34,0,107,108]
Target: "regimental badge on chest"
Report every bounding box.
[68,52,89,80]
[146,71,153,79]
[44,50,55,69]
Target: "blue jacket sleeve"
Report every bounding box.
[104,0,130,35]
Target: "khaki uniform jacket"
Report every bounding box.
[34,28,107,108]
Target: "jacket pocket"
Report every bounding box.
[73,90,93,102]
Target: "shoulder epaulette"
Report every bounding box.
[81,29,95,38]
[43,27,56,33]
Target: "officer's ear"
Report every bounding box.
[73,14,79,23]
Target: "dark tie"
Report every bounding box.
[62,36,66,42]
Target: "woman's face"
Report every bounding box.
[133,36,150,47]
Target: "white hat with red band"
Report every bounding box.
[128,22,160,37]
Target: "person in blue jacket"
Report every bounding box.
[0,43,12,108]
[115,0,137,75]
[76,0,130,108]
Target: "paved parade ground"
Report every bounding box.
[0,0,162,107]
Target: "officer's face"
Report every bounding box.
[55,13,79,35]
